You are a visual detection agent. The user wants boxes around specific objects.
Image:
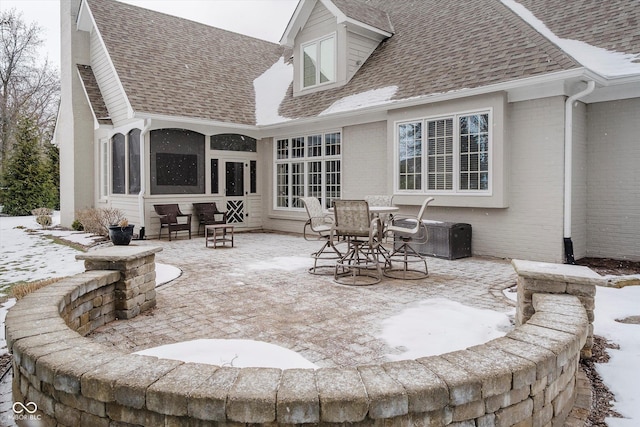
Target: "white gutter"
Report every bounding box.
[138,119,151,235]
[563,80,595,262]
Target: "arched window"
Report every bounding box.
[111,133,126,194]
[210,134,256,152]
[128,129,141,194]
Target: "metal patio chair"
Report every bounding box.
[301,197,342,275]
[331,200,383,285]
[383,197,435,279]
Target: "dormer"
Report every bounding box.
[280,0,393,96]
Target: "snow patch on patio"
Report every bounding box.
[248,256,312,271]
[135,338,318,369]
[379,298,514,360]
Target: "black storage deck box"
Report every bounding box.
[393,220,472,260]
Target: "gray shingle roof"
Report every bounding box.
[278,0,582,120]
[77,64,112,125]
[331,0,393,34]
[87,0,638,126]
[87,0,284,125]
[515,0,640,56]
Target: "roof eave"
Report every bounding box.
[260,68,600,133]
[135,112,261,138]
[279,0,314,47]
[342,18,393,40]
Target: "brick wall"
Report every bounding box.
[586,97,640,261]
[6,250,595,426]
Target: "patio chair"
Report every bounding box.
[301,197,342,275]
[383,197,435,279]
[331,200,383,285]
[192,202,227,236]
[153,204,192,241]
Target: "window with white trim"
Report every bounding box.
[397,111,490,193]
[111,133,126,194]
[302,35,336,88]
[275,131,341,210]
[109,129,143,196]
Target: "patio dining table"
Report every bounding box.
[327,205,399,215]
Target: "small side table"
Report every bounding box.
[205,224,234,248]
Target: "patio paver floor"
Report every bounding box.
[88,231,517,368]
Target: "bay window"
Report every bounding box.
[275,131,341,210]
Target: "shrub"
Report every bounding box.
[75,207,126,237]
[32,207,53,229]
[10,277,62,300]
[71,219,84,231]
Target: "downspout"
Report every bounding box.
[563,80,595,264]
[137,119,151,239]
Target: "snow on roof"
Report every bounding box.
[254,57,293,126]
[319,85,398,116]
[501,0,640,78]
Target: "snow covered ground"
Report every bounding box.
[0,213,637,425]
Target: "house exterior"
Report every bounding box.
[56,0,640,263]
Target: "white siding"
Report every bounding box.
[90,31,130,124]
[586,98,640,261]
[247,196,263,228]
[302,2,335,36]
[346,32,379,81]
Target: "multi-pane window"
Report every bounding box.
[459,114,489,190]
[276,163,289,208]
[275,131,341,209]
[302,35,335,88]
[398,123,422,191]
[397,112,490,193]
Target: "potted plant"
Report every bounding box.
[108,219,135,246]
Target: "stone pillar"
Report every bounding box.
[77,246,162,319]
[512,259,602,358]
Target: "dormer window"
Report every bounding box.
[302,35,336,88]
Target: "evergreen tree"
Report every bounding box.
[1,117,55,215]
[43,141,60,209]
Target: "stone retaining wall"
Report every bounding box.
[6,252,599,426]
[513,259,600,358]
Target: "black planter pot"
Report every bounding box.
[108,224,134,246]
